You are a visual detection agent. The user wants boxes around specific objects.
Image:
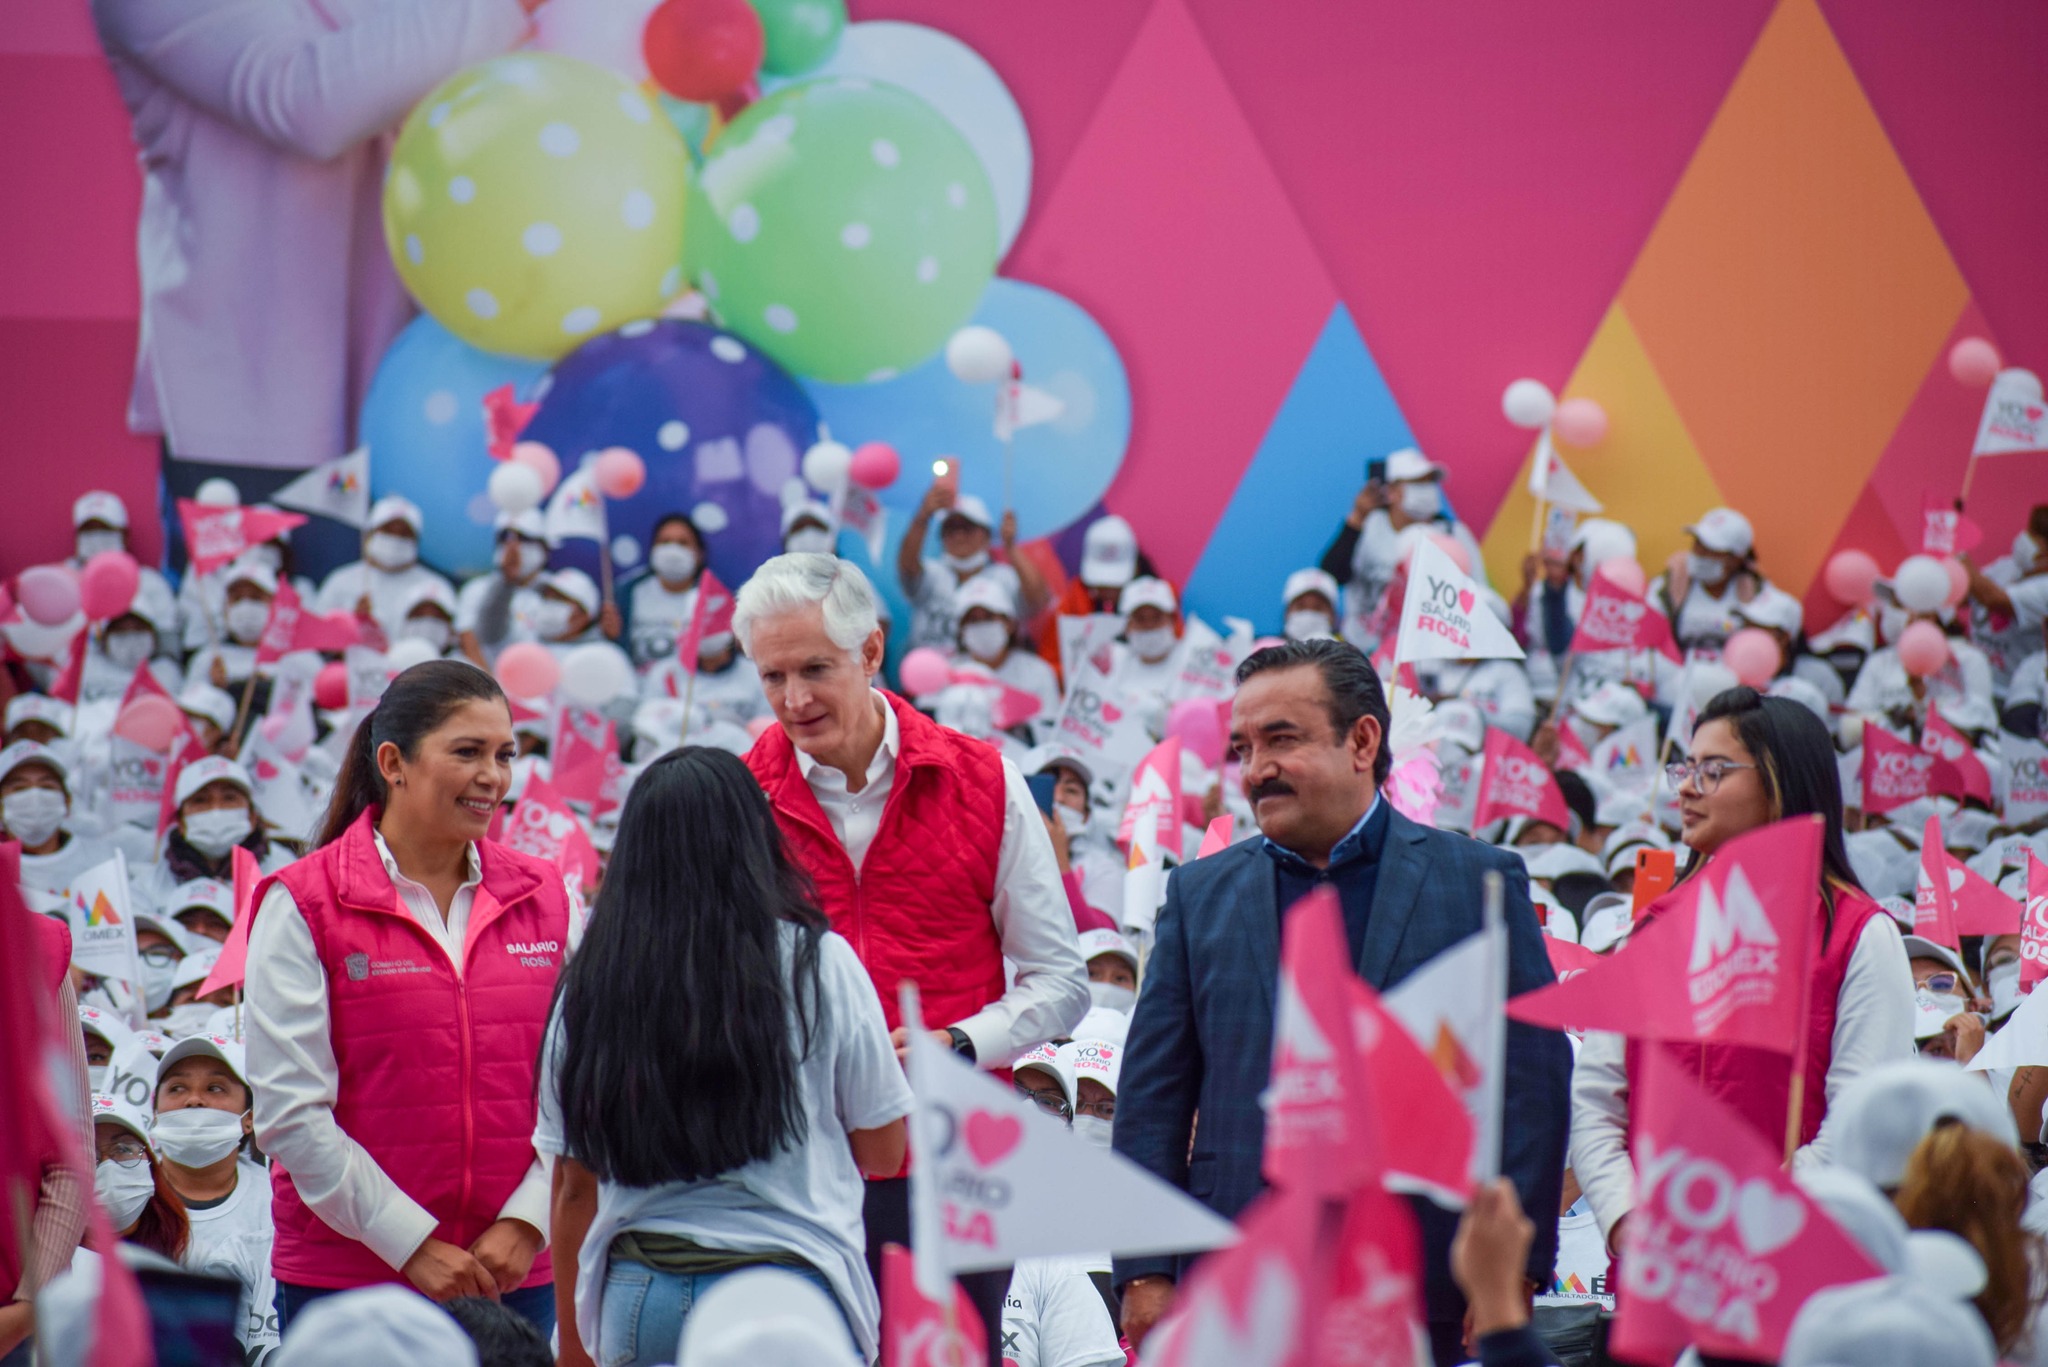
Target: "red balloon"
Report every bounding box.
[79,551,141,622]
[314,661,350,711]
[643,0,764,103]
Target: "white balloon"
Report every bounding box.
[527,0,662,83]
[801,439,853,492]
[1501,378,1556,430]
[488,461,545,515]
[807,21,1033,255]
[946,326,1013,384]
[194,477,241,507]
[1688,661,1740,711]
[560,641,635,706]
[1893,554,1950,614]
[1997,367,2045,403]
[385,637,440,671]
[1,616,83,664]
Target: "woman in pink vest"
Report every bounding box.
[1569,686,1913,1259]
[245,660,569,1333]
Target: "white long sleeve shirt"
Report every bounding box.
[245,834,552,1272]
[794,692,1089,1063]
[1569,911,1915,1245]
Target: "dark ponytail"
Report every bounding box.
[315,660,507,847]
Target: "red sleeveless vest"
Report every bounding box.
[256,810,565,1289]
[746,692,1008,1034]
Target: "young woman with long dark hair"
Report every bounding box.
[244,660,572,1334]
[1568,687,1914,1255]
[541,747,910,1367]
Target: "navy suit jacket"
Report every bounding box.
[1110,806,1572,1324]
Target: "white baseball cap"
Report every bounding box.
[494,507,549,541]
[366,495,424,534]
[178,681,238,735]
[1781,1277,1994,1367]
[5,694,73,737]
[79,1004,135,1050]
[942,494,995,532]
[1118,576,1176,618]
[1765,675,1830,723]
[1733,584,1803,637]
[953,574,1017,620]
[779,498,834,538]
[73,491,129,529]
[275,1285,480,1367]
[1686,507,1755,556]
[1516,843,1606,882]
[90,1091,154,1147]
[1576,894,1633,954]
[401,578,458,618]
[1077,928,1139,974]
[170,945,223,995]
[1282,568,1340,611]
[1058,1037,1123,1096]
[1070,1005,1130,1047]
[1573,681,1649,728]
[156,1033,250,1092]
[1012,1042,1075,1110]
[173,755,253,809]
[1080,515,1139,589]
[543,568,601,618]
[1808,611,1877,655]
[1828,1058,2017,1190]
[223,554,279,596]
[1021,744,1095,789]
[1568,518,1637,567]
[0,740,69,790]
[132,909,196,956]
[1900,934,1973,985]
[1601,822,1669,880]
[1383,448,1443,483]
[169,879,235,927]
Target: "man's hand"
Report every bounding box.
[402,1236,499,1301]
[889,1026,956,1067]
[1000,509,1020,550]
[0,1301,34,1357]
[918,480,952,519]
[1946,1011,1988,1067]
[1120,1275,1175,1348]
[469,1219,544,1297]
[1347,485,1382,531]
[1451,1178,1536,1344]
[354,593,375,619]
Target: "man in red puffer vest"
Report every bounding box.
[737,554,1088,1365]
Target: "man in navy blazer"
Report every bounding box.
[1112,639,1572,1365]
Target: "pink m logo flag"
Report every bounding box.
[1264,888,1377,1195]
[1568,570,1681,662]
[1472,727,1571,831]
[1507,817,1822,1053]
[1915,815,2021,948]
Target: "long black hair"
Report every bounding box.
[315,660,507,847]
[551,746,829,1187]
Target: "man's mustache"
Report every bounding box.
[1248,779,1295,803]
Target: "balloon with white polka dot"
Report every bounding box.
[384,53,692,360]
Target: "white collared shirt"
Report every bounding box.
[793,691,1089,1063]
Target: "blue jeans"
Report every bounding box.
[597,1260,851,1367]
[276,1280,556,1339]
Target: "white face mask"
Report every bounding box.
[1686,552,1729,588]
[1396,482,1443,521]
[401,617,451,652]
[152,1107,246,1168]
[1284,610,1335,642]
[96,1157,155,1230]
[1088,981,1136,1014]
[105,631,154,670]
[944,549,990,574]
[224,600,271,644]
[77,529,124,561]
[1989,961,2022,1020]
[1072,1115,1115,1151]
[140,956,179,1015]
[3,787,66,847]
[510,540,549,578]
[163,1002,218,1039]
[1915,988,1966,1022]
[1127,626,1177,663]
[785,527,834,555]
[649,542,699,585]
[365,532,419,571]
[532,601,575,641]
[1057,805,1088,837]
[2015,531,2041,575]
[183,807,252,859]
[247,544,284,574]
[960,620,1010,663]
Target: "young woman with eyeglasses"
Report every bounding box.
[1567,686,1914,1260]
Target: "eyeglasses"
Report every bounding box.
[139,945,181,970]
[101,1139,150,1168]
[1076,1097,1116,1122]
[1919,972,1962,996]
[1015,1085,1071,1122]
[1663,758,1757,795]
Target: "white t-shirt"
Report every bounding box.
[1535,1198,1613,1310]
[624,575,698,669]
[19,830,118,904]
[952,648,1063,734]
[910,560,1022,653]
[1000,1257,1124,1367]
[535,927,913,1360]
[313,561,455,645]
[454,573,545,652]
[179,1158,281,1359]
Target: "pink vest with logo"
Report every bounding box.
[257,809,565,1289]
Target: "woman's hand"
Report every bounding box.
[401,1236,499,1301]
[470,1219,545,1296]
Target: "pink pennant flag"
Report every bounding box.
[1196,816,1233,859]
[1117,736,1184,854]
[1545,935,1604,978]
[1860,723,1960,814]
[1553,718,1592,774]
[1508,817,1822,1053]
[1610,1048,1882,1364]
[1915,817,2022,947]
[497,774,601,890]
[594,748,630,825]
[1568,571,1681,662]
[193,846,262,1000]
[551,708,615,805]
[482,383,540,461]
[880,1243,985,1367]
[1140,1187,1328,1367]
[676,570,734,675]
[177,499,308,576]
[1920,711,1993,806]
[48,628,87,704]
[255,581,363,664]
[2022,854,2048,997]
[1264,888,1377,1195]
[1315,1183,1430,1364]
[118,656,180,713]
[155,734,210,839]
[1920,496,1982,557]
[1348,974,1475,1204]
[1472,727,1571,831]
[986,677,1043,730]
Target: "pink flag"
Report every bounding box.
[255,581,363,664]
[1920,495,1982,557]
[1860,723,1957,814]
[1553,719,1591,774]
[498,775,601,890]
[552,707,614,805]
[1920,711,1993,806]
[1915,818,2022,947]
[155,734,210,839]
[987,678,1044,730]
[2023,854,2048,996]
[1568,571,1681,662]
[1117,736,1183,854]
[482,383,540,460]
[177,499,308,576]
[1508,817,1822,1053]
[118,656,181,714]
[1348,974,1475,1204]
[1264,888,1377,1195]
[675,570,734,675]
[1472,727,1571,831]
[194,847,262,1000]
[1196,816,1233,859]
[1141,1187,1328,1367]
[1314,1183,1430,1365]
[1610,1049,1882,1364]
[1545,935,1604,978]
[880,1243,985,1367]
[48,628,86,704]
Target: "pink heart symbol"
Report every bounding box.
[963,1110,1023,1168]
[1101,702,1124,722]
[1457,589,1475,615]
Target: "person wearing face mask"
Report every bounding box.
[620,513,709,668]
[315,497,457,647]
[1515,518,1639,707]
[1845,607,1998,736]
[1279,568,1340,643]
[948,576,1061,732]
[1076,928,1140,1015]
[159,946,240,1038]
[638,619,767,733]
[1320,448,1487,651]
[131,910,196,1020]
[152,1034,281,1364]
[79,599,184,707]
[1111,577,1186,734]
[457,510,554,668]
[177,680,240,758]
[1033,515,1165,682]
[142,757,290,908]
[5,694,75,751]
[778,498,837,558]
[1904,935,1986,1064]
[92,1091,190,1263]
[396,580,461,659]
[2,742,116,904]
[1025,749,1121,925]
[166,879,235,944]
[532,569,604,656]
[67,491,181,656]
[896,483,1046,654]
[1646,506,1773,655]
[1960,505,2048,695]
[187,556,282,694]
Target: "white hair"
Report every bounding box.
[732,553,881,657]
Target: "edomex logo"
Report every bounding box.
[1685,865,1778,1031]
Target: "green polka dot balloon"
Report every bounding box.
[749,0,845,76]
[686,77,999,384]
[384,54,691,360]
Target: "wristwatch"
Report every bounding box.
[945,1027,977,1063]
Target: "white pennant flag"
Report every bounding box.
[1384,896,1508,1187]
[995,380,1066,441]
[272,447,371,528]
[1973,371,2048,457]
[65,852,143,992]
[1394,538,1525,666]
[1526,429,1603,514]
[544,465,608,544]
[1968,975,2048,1073]
[904,989,1236,1301]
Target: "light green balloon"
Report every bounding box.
[384,54,691,360]
[750,0,846,76]
[686,78,999,383]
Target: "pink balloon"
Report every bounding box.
[1165,699,1224,770]
[1553,397,1609,448]
[510,441,561,497]
[1594,558,1647,597]
[111,695,183,753]
[16,565,79,627]
[79,551,140,622]
[495,642,562,700]
[1823,549,1881,605]
[313,661,350,711]
[848,441,901,490]
[1722,628,1781,688]
[1427,533,1473,576]
[898,647,953,696]
[1948,336,2002,388]
[1940,557,1970,608]
[594,447,646,500]
[1897,620,1950,677]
